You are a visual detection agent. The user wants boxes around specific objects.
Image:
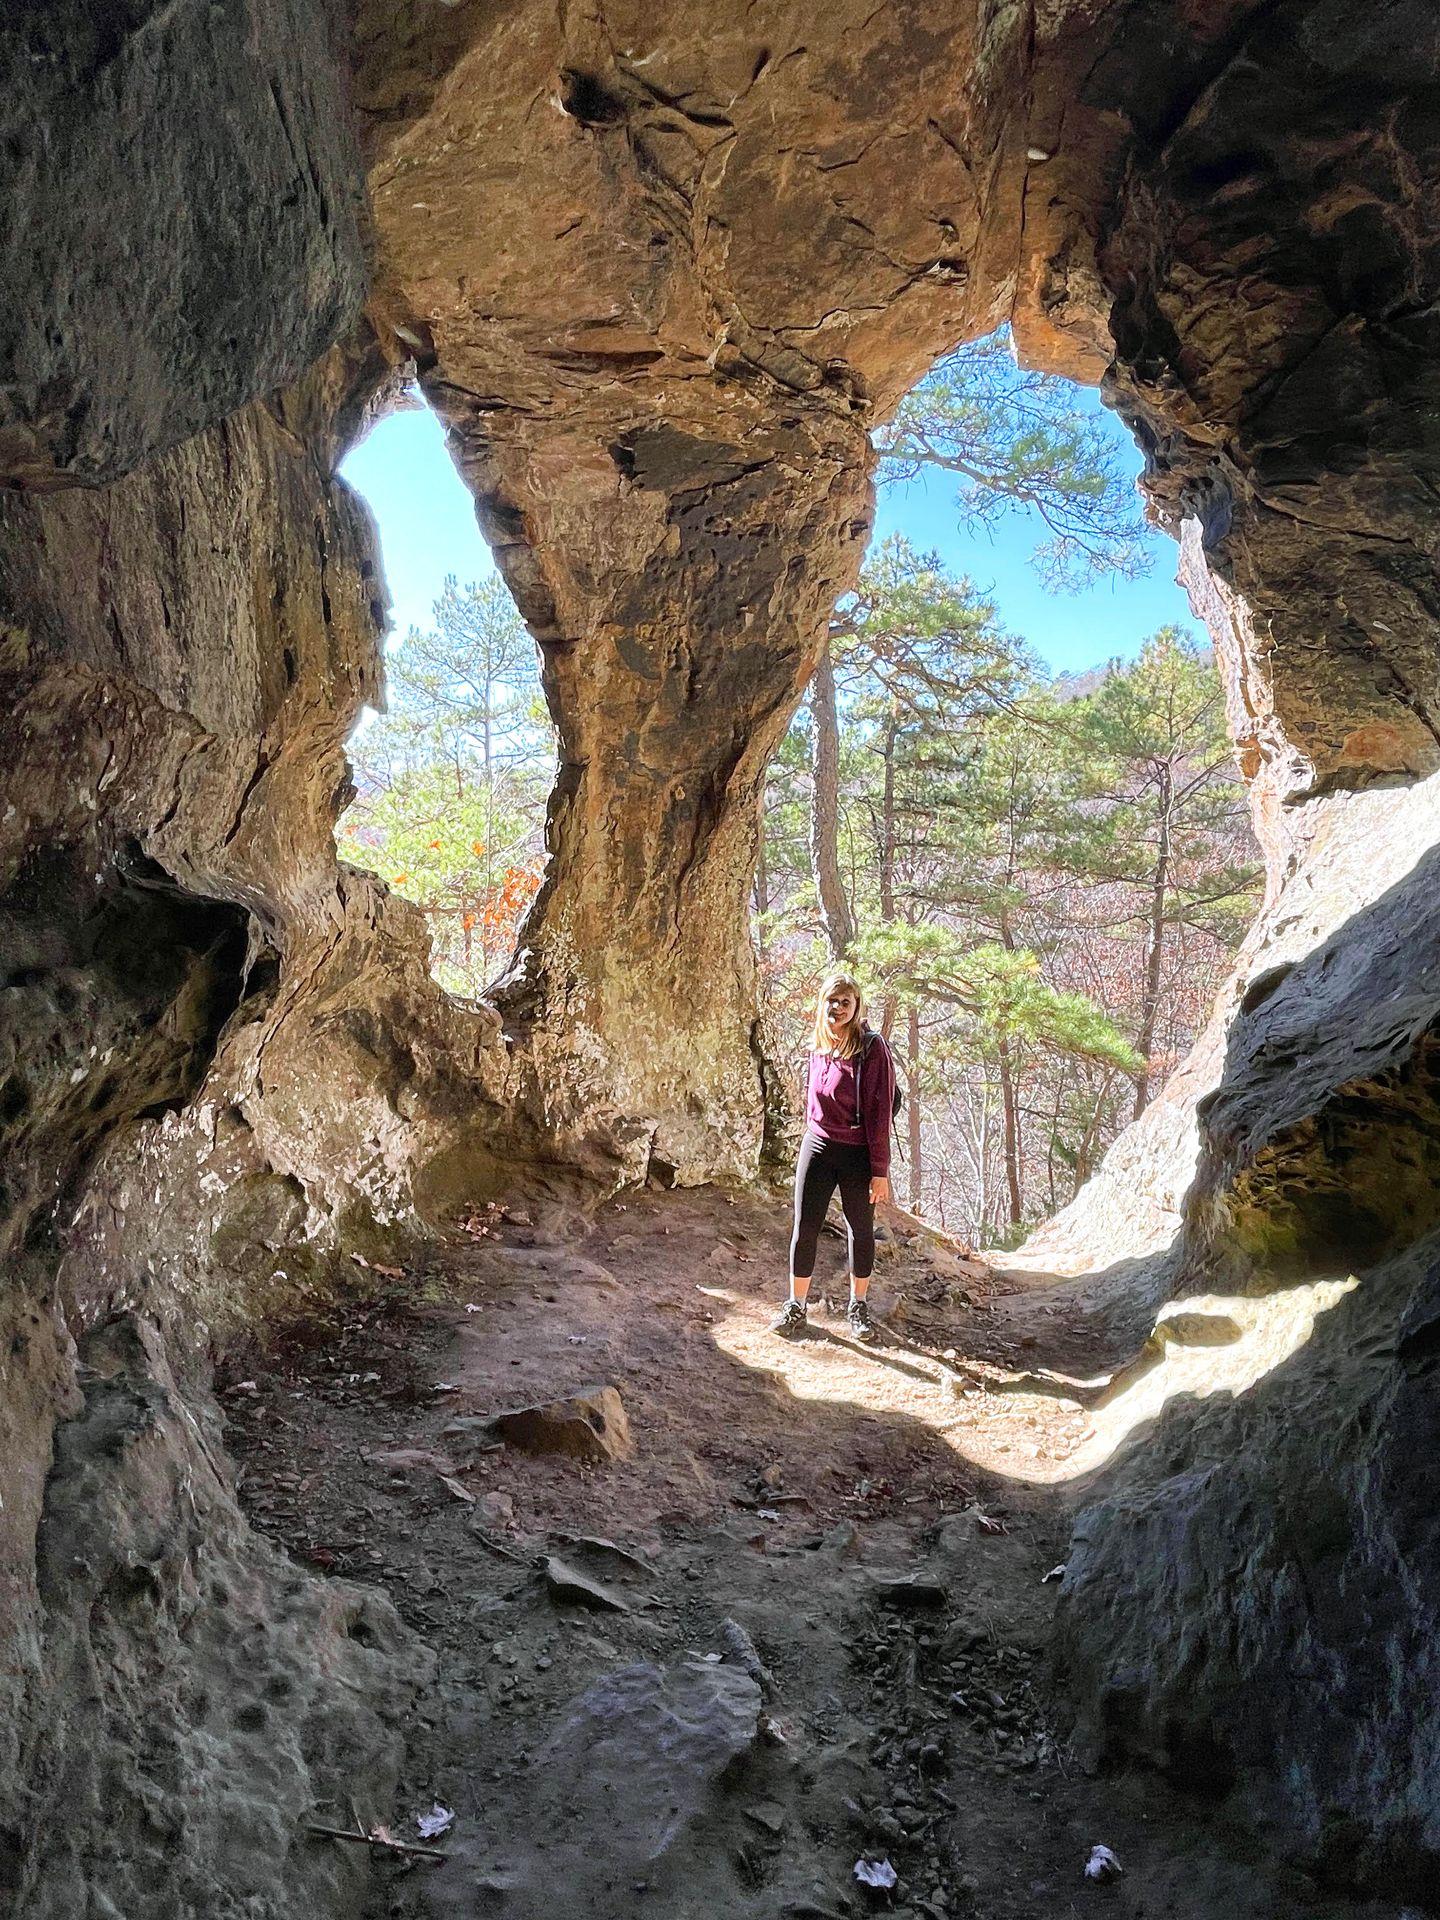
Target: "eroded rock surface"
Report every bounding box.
[1097,1,1440,802]
[0,0,366,485]
[1059,1238,1440,1901]
[10,1315,423,1920]
[1018,775,1440,1885]
[352,0,1040,1177]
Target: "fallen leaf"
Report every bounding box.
[1084,1844,1123,1883]
[854,1857,898,1890]
[416,1804,455,1840]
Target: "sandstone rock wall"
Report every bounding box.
[0,13,446,1908]
[1016,770,1440,1888]
[0,0,367,486]
[1002,10,1440,1886]
[1096,0,1440,805]
[1059,1230,1440,1899]
[0,375,471,1916]
[354,0,1042,1178]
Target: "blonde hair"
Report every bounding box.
[811,972,867,1058]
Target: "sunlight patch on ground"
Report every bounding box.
[700,1286,1094,1489]
[698,1267,1359,1495]
[1057,1277,1358,1479]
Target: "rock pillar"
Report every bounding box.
[443,402,873,1180]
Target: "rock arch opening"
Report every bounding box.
[336,396,556,1001]
[752,323,1262,1246]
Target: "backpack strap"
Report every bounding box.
[853,1031,876,1128]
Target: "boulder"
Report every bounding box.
[544,1660,760,1862]
[489,1385,633,1464]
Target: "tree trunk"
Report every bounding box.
[753,786,769,969]
[879,707,898,922]
[879,709,898,1040]
[1132,763,1174,1118]
[997,1034,1023,1227]
[809,639,856,958]
[1045,1064,1067,1213]
[1074,1069,1113,1191]
[906,1001,922,1211]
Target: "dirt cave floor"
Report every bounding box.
[220,1186,1382,1920]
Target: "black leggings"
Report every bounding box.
[790,1130,875,1281]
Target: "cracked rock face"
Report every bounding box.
[1095,0,1440,804]
[353,0,1044,1177]
[11,1315,423,1920]
[0,382,466,1917]
[0,0,367,486]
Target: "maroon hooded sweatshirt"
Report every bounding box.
[804,1030,896,1176]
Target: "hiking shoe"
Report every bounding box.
[847,1297,878,1344]
[770,1299,808,1339]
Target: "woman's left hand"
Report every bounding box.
[870,1176,891,1206]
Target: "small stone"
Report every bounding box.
[449,1385,632,1463]
[873,1574,947,1610]
[476,1490,516,1527]
[744,1801,787,1835]
[540,1555,630,1612]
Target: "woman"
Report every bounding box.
[772,971,895,1345]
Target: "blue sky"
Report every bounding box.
[341,385,1196,677]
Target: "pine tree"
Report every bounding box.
[342,575,554,990]
[1042,629,1260,1116]
[874,329,1152,589]
[756,597,1259,1240]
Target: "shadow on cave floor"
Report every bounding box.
[221,1187,1387,1920]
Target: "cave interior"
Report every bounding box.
[2,2,1440,1915]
